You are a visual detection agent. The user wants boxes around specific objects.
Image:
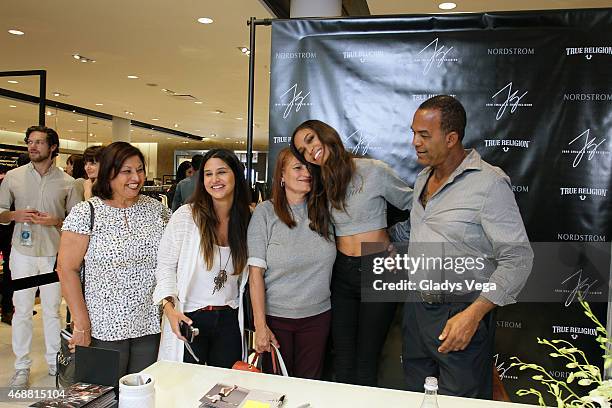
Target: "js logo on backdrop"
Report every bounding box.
[565,46,612,60]
[274,83,312,119]
[561,129,610,168]
[559,187,608,201]
[494,354,518,380]
[413,38,459,75]
[486,82,532,120]
[341,129,384,156]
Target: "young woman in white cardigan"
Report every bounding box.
[153,149,251,367]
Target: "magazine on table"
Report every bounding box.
[29,382,116,408]
[199,383,285,408]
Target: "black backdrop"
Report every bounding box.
[267,9,612,404]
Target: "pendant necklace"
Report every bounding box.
[213,246,231,294]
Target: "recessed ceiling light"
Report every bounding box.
[7,80,18,84]
[194,101,203,104]
[9,120,16,123]
[152,118,159,121]
[210,133,217,137]
[173,124,179,128]
[8,29,24,36]
[197,17,214,24]
[95,103,103,106]
[167,137,172,140]
[77,119,84,122]
[130,129,134,132]
[73,54,81,60]
[68,130,73,132]
[195,129,201,132]
[72,54,95,63]
[127,75,139,79]
[89,133,93,137]
[124,111,134,116]
[182,141,189,144]
[237,47,250,56]
[235,117,243,120]
[225,137,231,140]
[439,2,457,10]
[46,111,53,116]
[53,92,60,97]
[214,110,224,114]
[9,105,17,108]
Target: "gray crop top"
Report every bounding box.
[331,158,413,236]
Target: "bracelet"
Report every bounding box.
[72,326,91,334]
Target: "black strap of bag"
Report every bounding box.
[57,201,94,388]
[64,200,95,329]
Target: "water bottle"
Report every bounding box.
[20,206,33,247]
[419,377,440,408]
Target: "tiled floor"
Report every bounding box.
[0,302,64,408]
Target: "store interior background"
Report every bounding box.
[1,0,609,183]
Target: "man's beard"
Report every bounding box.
[29,151,50,163]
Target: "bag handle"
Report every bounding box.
[270,344,288,376]
[64,200,94,328]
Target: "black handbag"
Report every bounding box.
[56,200,94,388]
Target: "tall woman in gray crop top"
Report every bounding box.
[291,120,413,386]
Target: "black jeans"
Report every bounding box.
[183,308,241,368]
[331,251,397,386]
[90,333,160,378]
[402,300,496,398]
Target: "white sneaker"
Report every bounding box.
[8,368,30,389]
[48,365,57,376]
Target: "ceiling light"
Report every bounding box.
[8,29,24,36]
[89,133,93,137]
[72,54,95,63]
[235,117,243,120]
[210,133,217,137]
[225,137,231,140]
[194,101,203,104]
[9,120,16,123]
[214,110,224,114]
[124,111,134,116]
[182,141,189,144]
[130,129,134,132]
[438,2,457,10]
[77,119,84,122]
[46,111,53,116]
[127,75,139,79]
[95,103,103,106]
[167,137,172,140]
[7,80,18,84]
[197,17,213,24]
[152,118,159,121]
[68,130,73,132]
[173,124,179,128]
[9,105,17,108]
[195,129,201,132]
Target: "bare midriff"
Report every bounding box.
[336,228,390,257]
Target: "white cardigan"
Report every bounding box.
[153,204,249,363]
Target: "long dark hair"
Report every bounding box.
[290,120,355,211]
[92,143,144,200]
[190,149,250,275]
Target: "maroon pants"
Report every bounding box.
[263,310,331,379]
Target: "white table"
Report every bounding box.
[143,360,539,408]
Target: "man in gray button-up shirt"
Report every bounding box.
[402,96,533,398]
[0,126,82,388]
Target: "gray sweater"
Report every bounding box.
[247,200,336,319]
[331,158,413,236]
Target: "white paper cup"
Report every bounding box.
[119,373,155,408]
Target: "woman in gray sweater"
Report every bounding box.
[247,147,336,379]
[291,120,413,386]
